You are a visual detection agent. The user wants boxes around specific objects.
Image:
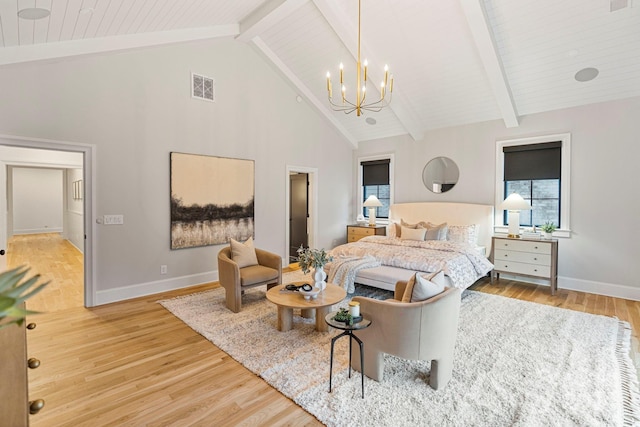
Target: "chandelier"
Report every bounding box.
[325,0,393,116]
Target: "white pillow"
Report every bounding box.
[386,222,398,238]
[447,224,478,245]
[411,271,446,301]
[230,237,258,268]
[400,226,426,241]
[401,270,446,302]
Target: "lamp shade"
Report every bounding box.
[500,193,531,211]
[363,195,383,207]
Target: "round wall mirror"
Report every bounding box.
[422,157,459,193]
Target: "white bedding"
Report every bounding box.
[329,235,494,290]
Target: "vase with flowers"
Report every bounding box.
[296,246,333,291]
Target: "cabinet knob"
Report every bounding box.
[534,246,539,249]
[27,323,37,330]
[29,399,45,415]
[28,358,41,369]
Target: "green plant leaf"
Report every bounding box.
[0,266,48,328]
[0,295,16,312]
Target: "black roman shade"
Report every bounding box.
[503,142,561,181]
[361,159,390,186]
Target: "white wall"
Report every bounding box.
[12,168,63,234]
[0,39,353,303]
[355,96,640,298]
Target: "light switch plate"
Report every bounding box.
[104,215,124,225]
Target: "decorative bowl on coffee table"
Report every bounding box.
[299,288,320,300]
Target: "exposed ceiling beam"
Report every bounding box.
[312,0,424,141]
[237,0,308,43]
[251,36,359,147]
[0,25,239,66]
[459,0,519,128]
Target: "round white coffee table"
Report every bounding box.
[266,282,346,332]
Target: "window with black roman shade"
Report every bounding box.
[503,142,562,227]
[361,159,391,219]
[503,142,561,181]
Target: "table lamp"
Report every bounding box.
[363,195,383,226]
[500,193,531,238]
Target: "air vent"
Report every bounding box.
[192,73,215,102]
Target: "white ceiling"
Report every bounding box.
[1,0,639,146]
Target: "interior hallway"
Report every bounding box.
[7,233,84,312]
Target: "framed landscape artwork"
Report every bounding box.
[170,152,255,249]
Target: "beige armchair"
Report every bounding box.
[351,281,461,390]
[217,246,282,313]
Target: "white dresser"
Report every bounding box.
[490,236,559,294]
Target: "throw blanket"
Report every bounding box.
[327,255,381,293]
[329,236,494,289]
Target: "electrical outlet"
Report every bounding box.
[104,215,124,225]
[160,265,167,275]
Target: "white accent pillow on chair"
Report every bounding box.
[402,270,446,302]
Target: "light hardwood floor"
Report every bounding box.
[8,233,84,312]
[13,234,640,426]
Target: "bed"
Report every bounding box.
[327,202,495,292]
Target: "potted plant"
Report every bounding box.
[0,266,48,329]
[540,221,556,239]
[296,246,333,290]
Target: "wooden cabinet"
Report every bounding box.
[347,224,386,243]
[490,236,558,295]
[0,320,44,426]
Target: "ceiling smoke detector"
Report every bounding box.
[365,117,377,125]
[17,8,51,20]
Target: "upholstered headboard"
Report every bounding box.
[389,202,494,255]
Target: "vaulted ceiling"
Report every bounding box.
[1,0,639,146]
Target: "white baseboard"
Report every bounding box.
[14,227,63,235]
[95,271,219,306]
[559,276,640,302]
[497,273,640,301]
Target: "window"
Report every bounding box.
[359,155,393,221]
[503,142,561,227]
[495,134,571,237]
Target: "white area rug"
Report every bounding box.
[160,272,640,426]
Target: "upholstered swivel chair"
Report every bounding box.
[217,246,282,313]
[351,282,461,390]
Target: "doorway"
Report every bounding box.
[285,165,318,265]
[0,135,95,307]
[289,172,308,262]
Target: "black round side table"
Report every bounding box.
[325,312,372,398]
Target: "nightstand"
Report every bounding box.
[490,236,559,295]
[347,224,386,243]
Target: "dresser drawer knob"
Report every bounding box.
[27,323,37,330]
[28,358,41,369]
[29,399,45,415]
